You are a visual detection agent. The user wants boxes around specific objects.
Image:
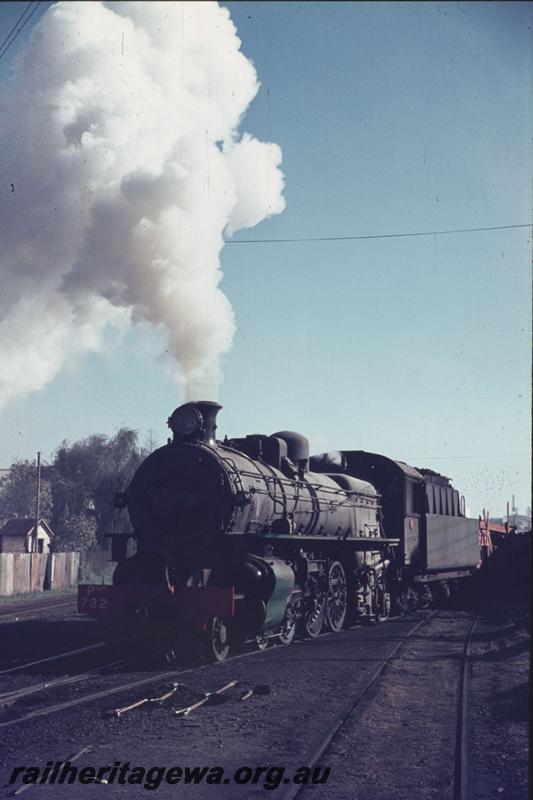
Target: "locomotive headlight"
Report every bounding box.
[168,405,204,438]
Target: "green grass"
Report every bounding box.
[0,586,77,607]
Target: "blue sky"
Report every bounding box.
[0,1,531,517]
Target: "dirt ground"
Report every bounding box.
[301,612,473,800]
[1,614,429,799]
[301,608,529,800]
[469,608,529,800]
[1,608,529,800]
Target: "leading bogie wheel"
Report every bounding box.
[202,616,230,662]
[325,561,348,632]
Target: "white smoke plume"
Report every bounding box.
[0,1,285,406]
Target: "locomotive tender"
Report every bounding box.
[79,401,480,661]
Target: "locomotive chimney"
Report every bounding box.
[168,401,222,445]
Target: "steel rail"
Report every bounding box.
[0,659,127,704]
[0,642,106,677]
[453,616,477,800]
[0,612,405,731]
[0,598,77,618]
[279,610,439,800]
[12,745,93,797]
[0,629,292,730]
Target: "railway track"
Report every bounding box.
[279,612,439,800]
[0,623,309,731]
[453,616,477,800]
[1,610,525,799]
[0,612,426,736]
[0,611,414,734]
[0,612,482,800]
[0,642,106,677]
[0,596,77,620]
[0,658,128,706]
[279,611,478,800]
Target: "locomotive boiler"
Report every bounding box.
[78,400,480,662]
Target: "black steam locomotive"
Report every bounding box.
[79,401,480,661]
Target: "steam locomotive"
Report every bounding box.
[78,401,480,661]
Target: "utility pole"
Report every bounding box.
[35,451,41,553]
[146,429,157,453]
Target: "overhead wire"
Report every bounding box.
[405,453,529,462]
[0,1,41,62]
[0,7,529,249]
[225,223,532,245]
[0,2,33,54]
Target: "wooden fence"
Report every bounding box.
[0,552,80,597]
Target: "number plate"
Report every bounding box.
[77,584,112,614]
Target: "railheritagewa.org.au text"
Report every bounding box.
[9,762,331,791]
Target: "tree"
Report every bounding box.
[51,428,146,546]
[0,460,53,520]
[53,514,98,552]
[0,429,147,553]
